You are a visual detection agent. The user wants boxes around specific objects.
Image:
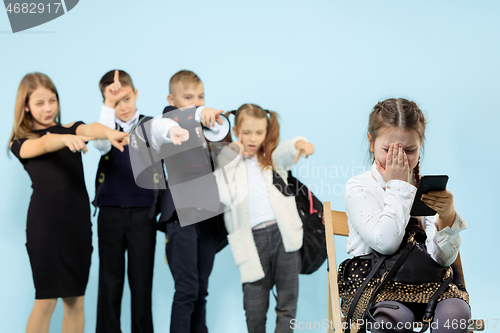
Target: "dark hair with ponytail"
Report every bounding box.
[224,104,280,170]
[368,98,426,187]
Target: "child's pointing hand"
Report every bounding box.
[201,108,224,128]
[168,127,190,145]
[294,141,314,163]
[61,134,94,154]
[107,130,128,152]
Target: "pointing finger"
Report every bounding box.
[216,115,223,125]
[294,149,301,164]
[114,70,122,90]
[111,139,124,152]
[238,130,243,144]
[201,110,207,127]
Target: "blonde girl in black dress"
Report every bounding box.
[9,73,128,333]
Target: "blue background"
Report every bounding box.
[1,0,499,331]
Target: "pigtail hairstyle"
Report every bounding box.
[229,104,280,170]
[413,157,421,187]
[9,73,61,146]
[222,110,237,144]
[262,110,280,168]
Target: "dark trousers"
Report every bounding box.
[165,210,217,333]
[243,223,301,333]
[96,206,157,333]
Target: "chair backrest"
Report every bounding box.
[324,202,348,333]
[329,209,349,237]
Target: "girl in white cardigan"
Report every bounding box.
[214,104,314,333]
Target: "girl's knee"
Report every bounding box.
[370,301,415,333]
[35,298,57,314]
[433,298,471,332]
[62,296,84,312]
[435,298,470,320]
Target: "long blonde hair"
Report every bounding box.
[9,73,61,144]
[225,103,280,170]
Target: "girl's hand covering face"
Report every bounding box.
[375,142,411,183]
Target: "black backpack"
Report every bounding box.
[274,171,326,274]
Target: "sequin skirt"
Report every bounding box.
[337,258,469,321]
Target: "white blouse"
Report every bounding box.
[344,162,467,267]
[244,155,276,228]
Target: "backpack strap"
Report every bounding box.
[133,115,165,219]
[91,122,121,215]
[272,170,294,197]
[344,255,387,333]
[359,240,416,333]
[134,115,166,220]
[308,189,317,215]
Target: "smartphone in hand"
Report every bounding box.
[410,175,449,216]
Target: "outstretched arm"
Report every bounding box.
[93,105,115,155]
[197,107,224,127]
[76,122,128,152]
[150,117,189,150]
[13,132,94,159]
[272,136,311,172]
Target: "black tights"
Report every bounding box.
[371,299,471,333]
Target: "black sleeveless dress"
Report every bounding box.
[11,122,93,299]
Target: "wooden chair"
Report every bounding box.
[324,201,484,333]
